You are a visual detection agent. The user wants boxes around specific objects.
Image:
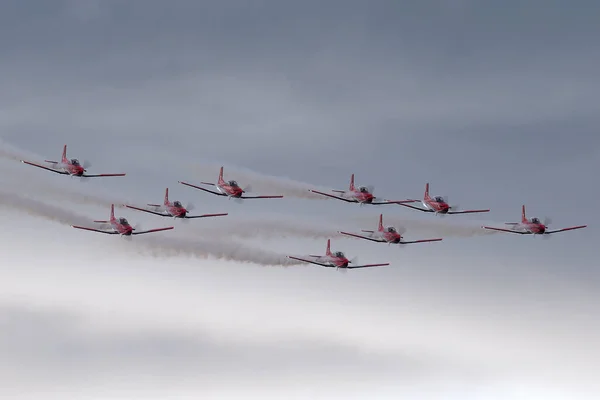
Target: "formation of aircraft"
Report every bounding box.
[339,214,443,245]
[287,239,390,270]
[21,145,126,178]
[482,205,587,236]
[71,204,174,236]
[178,167,284,200]
[124,188,229,220]
[17,145,589,268]
[309,174,417,205]
[398,183,490,215]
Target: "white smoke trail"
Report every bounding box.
[0,190,92,227]
[191,163,329,200]
[183,218,345,240]
[133,236,304,267]
[0,190,300,266]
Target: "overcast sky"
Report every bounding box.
[0,1,599,399]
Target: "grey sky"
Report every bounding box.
[0,1,599,398]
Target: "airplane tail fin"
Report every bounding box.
[349,174,355,191]
[325,239,331,256]
[164,188,169,205]
[378,214,384,231]
[218,166,225,184]
[110,204,115,220]
[61,145,68,163]
[521,205,527,222]
[424,183,430,199]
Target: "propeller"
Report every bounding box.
[543,217,552,226]
[366,185,375,194]
[243,184,252,193]
[82,160,92,170]
[185,202,195,211]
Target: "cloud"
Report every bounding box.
[0,302,488,398]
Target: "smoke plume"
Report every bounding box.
[135,236,304,267]
[0,190,92,227]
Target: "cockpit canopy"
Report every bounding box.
[228,180,238,187]
[531,217,540,224]
[387,227,396,233]
[434,196,445,202]
[334,251,345,258]
[119,217,129,225]
[358,186,368,193]
[173,201,182,208]
[71,158,80,166]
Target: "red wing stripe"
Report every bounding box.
[338,231,383,243]
[286,256,329,267]
[199,182,216,186]
[124,205,168,217]
[178,181,226,196]
[82,173,126,177]
[481,226,528,234]
[399,238,443,244]
[545,225,587,234]
[71,225,117,234]
[131,227,174,235]
[372,199,420,205]
[396,203,433,212]
[308,190,353,202]
[186,213,229,219]
[346,263,390,269]
[21,160,68,174]
[447,209,490,214]
[240,195,284,199]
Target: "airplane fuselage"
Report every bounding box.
[423,199,450,214]
[313,255,350,267]
[110,219,134,235]
[216,182,243,197]
[164,203,188,218]
[340,190,374,204]
[510,221,547,234]
[49,161,85,176]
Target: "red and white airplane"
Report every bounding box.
[20,145,126,178]
[398,183,490,215]
[124,188,229,220]
[309,174,417,205]
[339,214,443,245]
[71,204,174,236]
[178,167,283,200]
[482,205,587,236]
[286,239,390,270]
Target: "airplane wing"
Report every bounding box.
[178,181,227,196]
[346,263,390,269]
[20,160,68,175]
[544,225,587,234]
[286,255,330,267]
[186,213,229,219]
[400,238,443,244]
[240,194,284,199]
[81,173,126,178]
[338,231,384,243]
[124,205,169,217]
[481,226,528,234]
[71,225,118,234]
[131,227,174,235]
[308,190,355,202]
[396,203,433,212]
[447,209,490,214]
[371,199,419,205]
